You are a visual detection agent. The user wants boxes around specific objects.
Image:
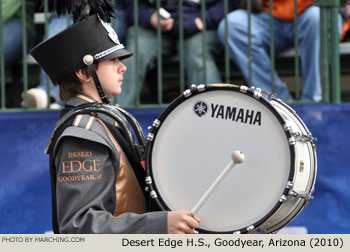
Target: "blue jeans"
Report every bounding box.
[218,7,321,101]
[3,19,34,67]
[118,26,223,107]
[37,11,128,103]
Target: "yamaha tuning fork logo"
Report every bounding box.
[193,101,209,117]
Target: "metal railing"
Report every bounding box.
[317,0,341,102]
[0,0,343,112]
[0,0,31,110]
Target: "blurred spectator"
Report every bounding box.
[218,0,322,102]
[22,0,128,109]
[340,0,350,41]
[1,0,34,66]
[118,0,224,107]
[22,14,71,109]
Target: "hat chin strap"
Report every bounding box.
[88,64,110,104]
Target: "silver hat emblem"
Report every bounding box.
[98,15,120,44]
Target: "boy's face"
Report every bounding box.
[95,58,127,98]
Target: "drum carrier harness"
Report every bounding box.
[45,103,148,234]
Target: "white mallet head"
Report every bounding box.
[232,151,245,164]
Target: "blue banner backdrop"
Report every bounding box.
[0,103,349,234]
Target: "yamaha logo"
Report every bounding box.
[193,101,262,125]
[193,101,209,117]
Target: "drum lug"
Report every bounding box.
[233,230,241,234]
[246,225,255,233]
[289,190,314,201]
[283,124,292,132]
[147,133,154,141]
[197,84,206,92]
[148,119,161,132]
[285,125,297,145]
[239,85,249,93]
[289,131,317,143]
[183,89,192,97]
[150,190,158,199]
[252,87,262,99]
[152,119,161,128]
[286,181,294,189]
[288,136,296,145]
[145,176,152,185]
[305,133,317,143]
[145,186,150,192]
[191,84,198,91]
[279,195,288,202]
[187,84,206,93]
[284,124,317,144]
[253,92,262,99]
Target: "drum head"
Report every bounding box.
[147,85,293,233]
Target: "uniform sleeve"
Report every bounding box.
[54,136,168,234]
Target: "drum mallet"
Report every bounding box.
[190,151,245,216]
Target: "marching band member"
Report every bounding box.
[31,0,199,234]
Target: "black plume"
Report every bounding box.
[47,0,115,23]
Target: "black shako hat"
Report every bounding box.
[30,14,133,84]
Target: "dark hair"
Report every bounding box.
[58,63,99,101]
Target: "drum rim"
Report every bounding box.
[145,84,296,233]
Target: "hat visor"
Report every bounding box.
[100,48,133,61]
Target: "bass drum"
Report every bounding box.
[145,84,317,233]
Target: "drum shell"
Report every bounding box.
[259,99,317,233]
